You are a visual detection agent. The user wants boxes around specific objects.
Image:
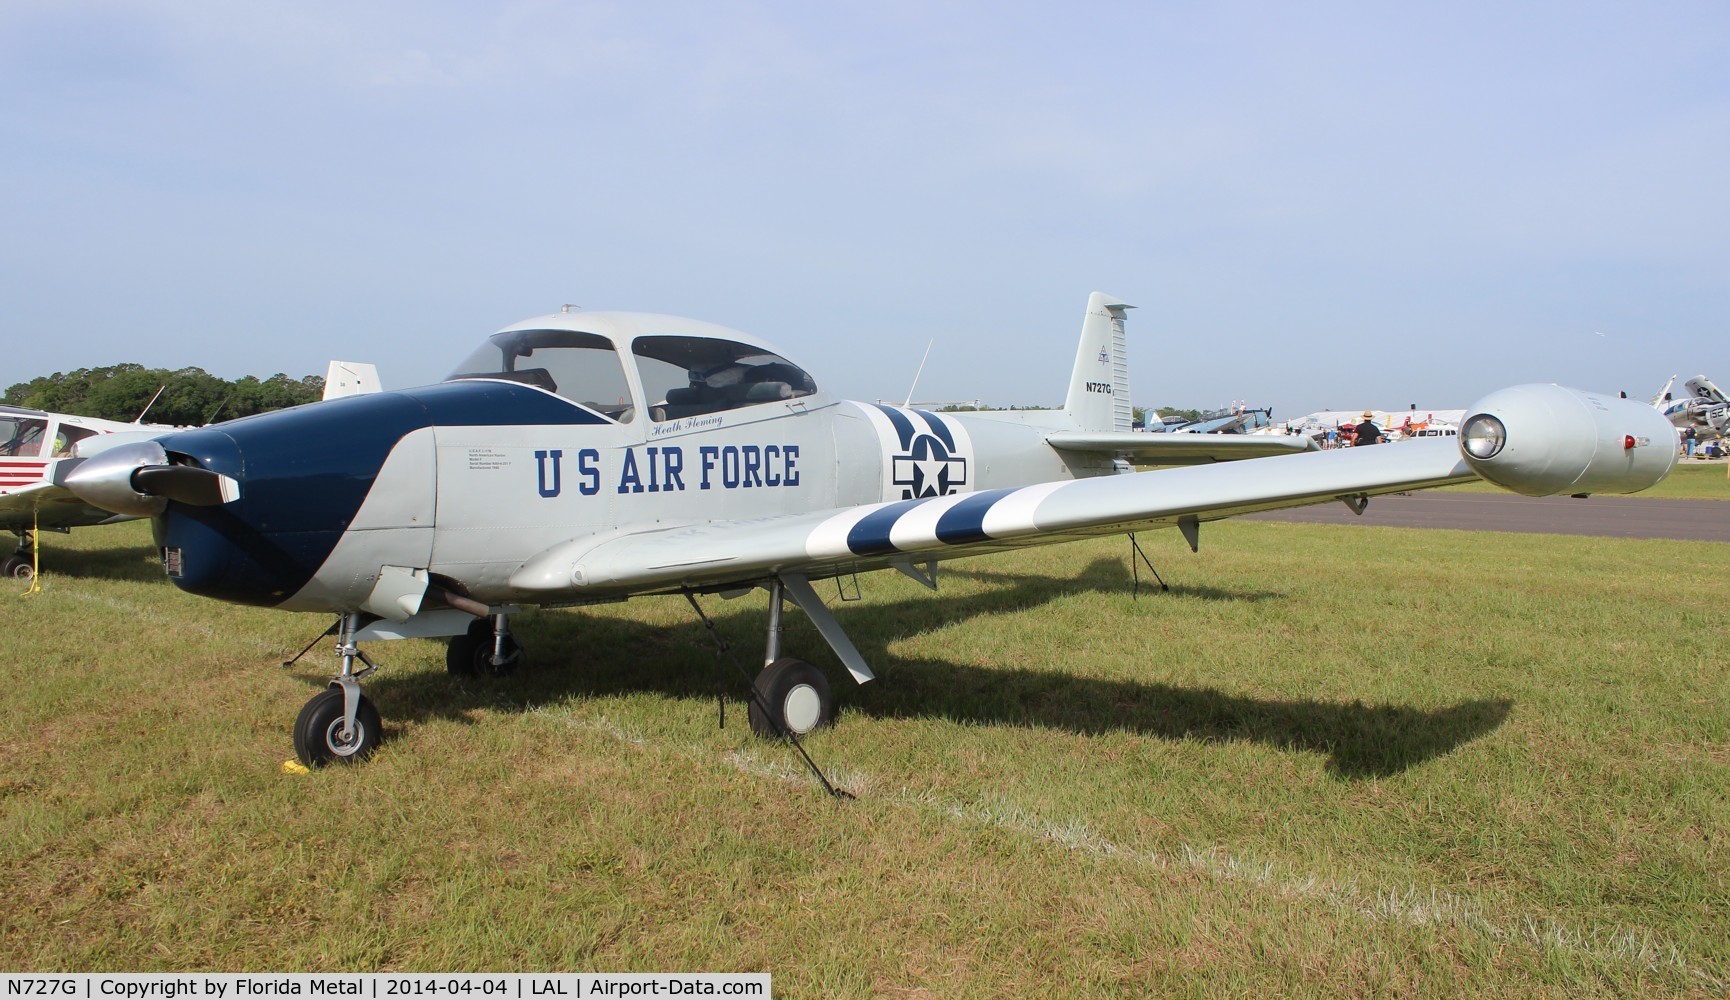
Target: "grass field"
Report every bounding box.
[3,515,1727,995]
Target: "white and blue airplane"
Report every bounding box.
[57,293,1678,766]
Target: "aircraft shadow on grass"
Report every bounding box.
[295,556,1512,779]
[34,543,164,584]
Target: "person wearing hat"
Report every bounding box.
[1352,410,1383,446]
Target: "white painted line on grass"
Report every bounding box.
[547,705,1727,991]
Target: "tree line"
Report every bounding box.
[3,364,325,426]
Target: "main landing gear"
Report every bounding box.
[4,530,35,583]
[445,613,525,677]
[744,578,835,739]
[1,555,32,582]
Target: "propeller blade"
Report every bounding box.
[64,441,240,516]
[132,465,240,506]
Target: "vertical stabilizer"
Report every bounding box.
[1684,375,1727,405]
[1650,375,1677,408]
[323,361,383,401]
[1063,292,1134,433]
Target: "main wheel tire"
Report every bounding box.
[293,688,382,766]
[447,620,523,677]
[1,556,32,582]
[445,628,480,676]
[748,658,834,738]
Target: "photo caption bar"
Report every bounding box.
[1,976,769,1000]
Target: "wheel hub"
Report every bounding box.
[324,718,364,755]
[783,684,822,734]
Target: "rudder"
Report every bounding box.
[1063,291,1134,433]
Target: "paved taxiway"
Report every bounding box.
[1245,491,1730,543]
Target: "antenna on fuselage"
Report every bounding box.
[134,385,167,425]
[903,340,935,408]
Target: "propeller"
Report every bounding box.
[64,441,240,516]
[132,465,239,507]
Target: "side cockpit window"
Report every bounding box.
[53,425,99,457]
[446,329,637,422]
[632,336,817,422]
[0,416,48,458]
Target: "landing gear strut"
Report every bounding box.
[289,606,526,766]
[293,613,382,766]
[445,613,524,677]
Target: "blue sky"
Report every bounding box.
[3,1,1726,417]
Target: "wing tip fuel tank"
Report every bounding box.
[1458,384,1677,496]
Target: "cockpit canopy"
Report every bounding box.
[445,323,818,424]
[0,408,102,459]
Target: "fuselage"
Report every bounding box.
[150,311,1096,611]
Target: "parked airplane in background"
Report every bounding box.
[54,293,1677,767]
[1,362,381,582]
[1164,404,1275,435]
[1276,409,1467,443]
[0,405,177,580]
[1653,374,1730,437]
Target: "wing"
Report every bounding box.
[513,440,1472,597]
[0,481,134,530]
[511,382,1678,599]
[1046,431,1314,464]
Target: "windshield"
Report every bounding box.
[633,336,817,422]
[446,329,636,422]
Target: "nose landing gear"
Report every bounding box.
[292,612,382,767]
[291,608,528,767]
[293,687,382,764]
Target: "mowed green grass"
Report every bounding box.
[2,517,1727,995]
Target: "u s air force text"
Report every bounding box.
[530,445,799,498]
[3,977,768,1000]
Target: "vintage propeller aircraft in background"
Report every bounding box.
[57,293,1677,766]
[1653,374,1730,438]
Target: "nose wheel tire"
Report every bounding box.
[293,688,382,766]
[748,658,834,738]
[446,620,524,677]
[1,556,33,582]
